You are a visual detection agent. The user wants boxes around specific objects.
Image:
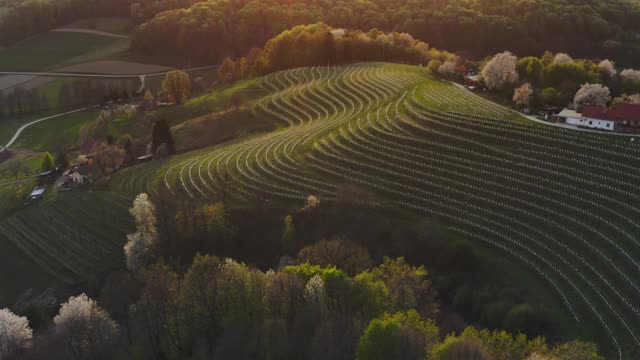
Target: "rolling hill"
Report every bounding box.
[106,62,640,358]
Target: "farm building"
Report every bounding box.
[464,74,481,89]
[556,103,640,132]
[36,168,60,185]
[27,186,46,202]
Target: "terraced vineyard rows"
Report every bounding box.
[109,63,640,358]
[0,191,134,285]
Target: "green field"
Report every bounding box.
[105,63,640,357]
[0,31,130,71]
[66,17,131,35]
[14,110,98,151]
[0,111,59,146]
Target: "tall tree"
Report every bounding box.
[151,118,175,154]
[162,70,191,104]
[41,152,55,172]
[482,52,519,91]
[0,308,33,357]
[53,294,120,360]
[124,193,158,272]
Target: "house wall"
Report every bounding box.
[584,117,615,131]
[565,116,614,131]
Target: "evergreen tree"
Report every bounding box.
[151,118,175,154]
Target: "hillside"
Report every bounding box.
[106,63,640,357]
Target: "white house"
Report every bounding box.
[558,108,615,131]
[557,104,640,132]
[69,171,86,184]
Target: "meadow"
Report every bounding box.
[0,31,130,71]
[13,110,99,151]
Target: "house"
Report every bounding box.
[69,171,86,184]
[464,74,481,89]
[556,103,640,132]
[36,168,60,185]
[27,186,46,202]
[583,103,640,133]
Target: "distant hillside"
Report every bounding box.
[131,0,640,66]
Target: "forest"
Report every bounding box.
[130,0,640,66]
[2,0,640,66]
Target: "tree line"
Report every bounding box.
[130,0,640,67]
[434,50,640,110]
[0,79,138,119]
[217,23,450,82]
[0,0,198,47]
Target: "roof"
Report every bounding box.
[582,103,640,122]
[37,169,56,177]
[465,75,481,81]
[29,187,45,197]
[557,109,582,118]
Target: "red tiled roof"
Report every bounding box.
[582,103,640,122]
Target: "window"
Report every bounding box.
[589,121,592,125]
[606,123,610,128]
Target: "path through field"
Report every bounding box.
[51,28,129,39]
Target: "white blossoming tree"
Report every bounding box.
[0,308,33,357]
[598,60,616,79]
[482,52,519,91]
[124,193,158,272]
[54,294,119,359]
[621,69,640,81]
[438,58,456,78]
[552,53,573,64]
[574,83,611,108]
[513,83,534,107]
[304,275,326,306]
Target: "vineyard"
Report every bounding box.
[0,190,134,294]
[108,63,640,357]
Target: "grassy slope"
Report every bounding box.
[0,112,57,145]
[65,17,132,35]
[14,110,98,151]
[0,32,129,71]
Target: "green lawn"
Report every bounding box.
[0,112,58,146]
[0,153,42,183]
[14,110,98,151]
[0,32,130,71]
